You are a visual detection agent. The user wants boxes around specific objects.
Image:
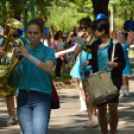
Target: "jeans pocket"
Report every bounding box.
[18,91,28,107]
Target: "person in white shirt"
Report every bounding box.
[52,31,64,78]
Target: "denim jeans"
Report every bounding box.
[17,90,51,134]
[80,71,90,91]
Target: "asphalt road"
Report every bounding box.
[0,78,134,134]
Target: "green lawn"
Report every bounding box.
[51,70,72,82]
[129,50,134,55]
[51,62,134,83]
[130,63,134,69]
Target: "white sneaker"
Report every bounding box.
[83,120,99,128]
[80,105,87,112]
[91,115,99,127]
[126,91,130,96]
[120,87,125,97]
[80,100,87,112]
[126,86,130,96]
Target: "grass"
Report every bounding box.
[129,50,134,55]
[51,69,72,82]
[51,59,134,83]
[130,63,134,69]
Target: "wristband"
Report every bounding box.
[27,55,41,66]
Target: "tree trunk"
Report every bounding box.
[9,0,23,21]
[91,0,109,18]
[14,11,21,20]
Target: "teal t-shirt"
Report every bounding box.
[75,42,92,73]
[0,38,2,44]
[15,42,56,96]
[97,39,111,71]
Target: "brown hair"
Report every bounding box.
[54,31,62,40]
[27,17,44,32]
[120,32,128,39]
[80,17,92,28]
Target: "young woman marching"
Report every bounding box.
[83,19,126,134]
[16,18,56,134]
[55,17,98,127]
[119,30,134,97]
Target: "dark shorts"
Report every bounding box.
[96,78,122,107]
[6,94,14,97]
[80,71,90,91]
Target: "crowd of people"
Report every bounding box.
[0,13,134,134]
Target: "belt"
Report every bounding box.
[27,90,30,93]
[22,90,50,97]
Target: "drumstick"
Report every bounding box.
[100,57,118,72]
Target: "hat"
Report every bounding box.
[44,27,48,38]
[95,13,108,20]
[18,28,24,36]
[124,20,134,32]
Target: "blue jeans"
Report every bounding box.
[17,90,51,134]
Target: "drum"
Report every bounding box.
[83,70,118,105]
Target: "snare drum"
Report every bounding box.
[83,70,118,105]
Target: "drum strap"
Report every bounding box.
[111,43,116,61]
[110,43,116,75]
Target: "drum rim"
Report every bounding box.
[84,70,111,80]
[91,90,118,105]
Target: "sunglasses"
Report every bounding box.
[80,26,88,30]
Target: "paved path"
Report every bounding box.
[0,78,134,134]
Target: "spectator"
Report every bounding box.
[67,31,76,64]
[52,31,64,79]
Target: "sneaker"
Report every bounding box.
[5,118,17,127]
[80,100,87,112]
[92,120,99,127]
[120,88,125,97]
[79,105,87,112]
[83,120,98,128]
[126,90,130,96]
[91,115,99,127]
[126,86,130,96]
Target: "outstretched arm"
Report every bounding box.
[55,46,75,57]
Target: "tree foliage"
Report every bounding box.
[111,0,134,31]
[0,0,133,32]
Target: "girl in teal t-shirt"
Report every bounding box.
[119,31,133,97]
[16,18,55,134]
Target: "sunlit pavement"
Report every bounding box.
[0,76,134,134]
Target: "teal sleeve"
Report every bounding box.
[0,38,3,45]
[44,47,56,64]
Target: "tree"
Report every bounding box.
[91,0,109,18]
[112,0,134,31]
[45,5,89,32]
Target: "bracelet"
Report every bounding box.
[27,55,41,66]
